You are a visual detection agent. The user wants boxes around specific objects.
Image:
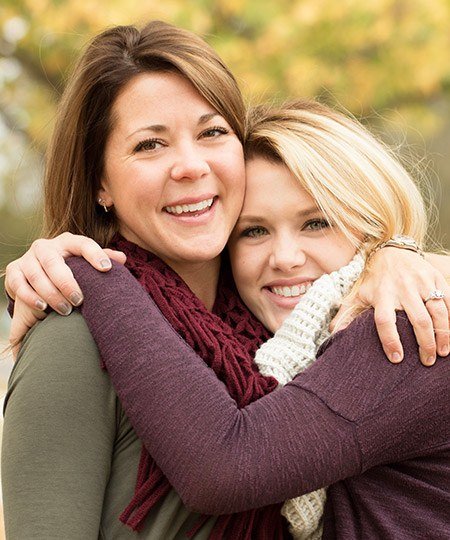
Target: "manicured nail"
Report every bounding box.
[425,356,436,366]
[70,292,83,306]
[58,302,72,316]
[35,299,47,311]
[390,352,402,363]
[99,258,112,269]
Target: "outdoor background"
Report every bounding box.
[0,0,449,536]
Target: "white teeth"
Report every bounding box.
[165,198,214,215]
[282,286,292,297]
[270,282,313,298]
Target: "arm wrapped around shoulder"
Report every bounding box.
[67,258,450,514]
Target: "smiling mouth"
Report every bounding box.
[164,197,215,216]
[269,282,313,298]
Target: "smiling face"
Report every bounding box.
[99,71,245,276]
[228,157,357,332]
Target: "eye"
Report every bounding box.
[241,226,268,238]
[133,138,165,153]
[200,126,229,139]
[303,218,330,232]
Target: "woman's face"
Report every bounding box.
[99,71,245,273]
[228,157,357,333]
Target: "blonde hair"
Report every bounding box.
[44,21,245,245]
[245,100,428,255]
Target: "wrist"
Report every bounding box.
[370,235,424,259]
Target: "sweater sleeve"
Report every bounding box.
[68,258,450,516]
[1,311,117,539]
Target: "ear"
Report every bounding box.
[97,181,114,206]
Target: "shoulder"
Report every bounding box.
[5,310,115,412]
[66,257,144,301]
[14,309,100,375]
[65,259,179,365]
[66,257,165,334]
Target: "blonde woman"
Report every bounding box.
[45,100,450,539]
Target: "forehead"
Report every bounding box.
[110,71,217,132]
[244,157,314,208]
[241,157,320,224]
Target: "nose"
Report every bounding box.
[269,234,307,273]
[170,142,211,181]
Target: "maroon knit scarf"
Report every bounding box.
[109,236,288,539]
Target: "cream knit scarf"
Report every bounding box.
[254,252,365,539]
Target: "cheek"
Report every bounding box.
[113,156,162,187]
[109,182,161,228]
[229,246,249,285]
[226,171,245,210]
[221,144,246,192]
[230,246,259,295]
[320,242,357,272]
[120,169,162,204]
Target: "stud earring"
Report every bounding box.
[98,198,109,213]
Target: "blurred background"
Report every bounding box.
[0,0,449,534]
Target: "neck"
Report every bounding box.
[116,232,221,310]
[166,257,221,311]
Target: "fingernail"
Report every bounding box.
[425,356,436,366]
[390,352,402,363]
[35,299,47,311]
[440,347,449,357]
[70,292,83,306]
[58,302,72,316]
[99,258,112,269]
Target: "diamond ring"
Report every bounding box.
[424,289,445,303]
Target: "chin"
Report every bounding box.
[172,242,223,263]
[267,311,289,333]
[256,313,281,334]
[185,247,223,262]
[185,238,229,261]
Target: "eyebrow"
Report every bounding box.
[198,112,220,125]
[238,206,322,224]
[126,112,220,139]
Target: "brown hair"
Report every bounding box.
[44,20,245,245]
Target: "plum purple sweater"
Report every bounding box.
[68,259,450,539]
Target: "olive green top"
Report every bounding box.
[1,312,216,539]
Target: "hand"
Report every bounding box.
[9,299,48,360]
[332,248,450,366]
[5,232,126,314]
[425,253,450,282]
